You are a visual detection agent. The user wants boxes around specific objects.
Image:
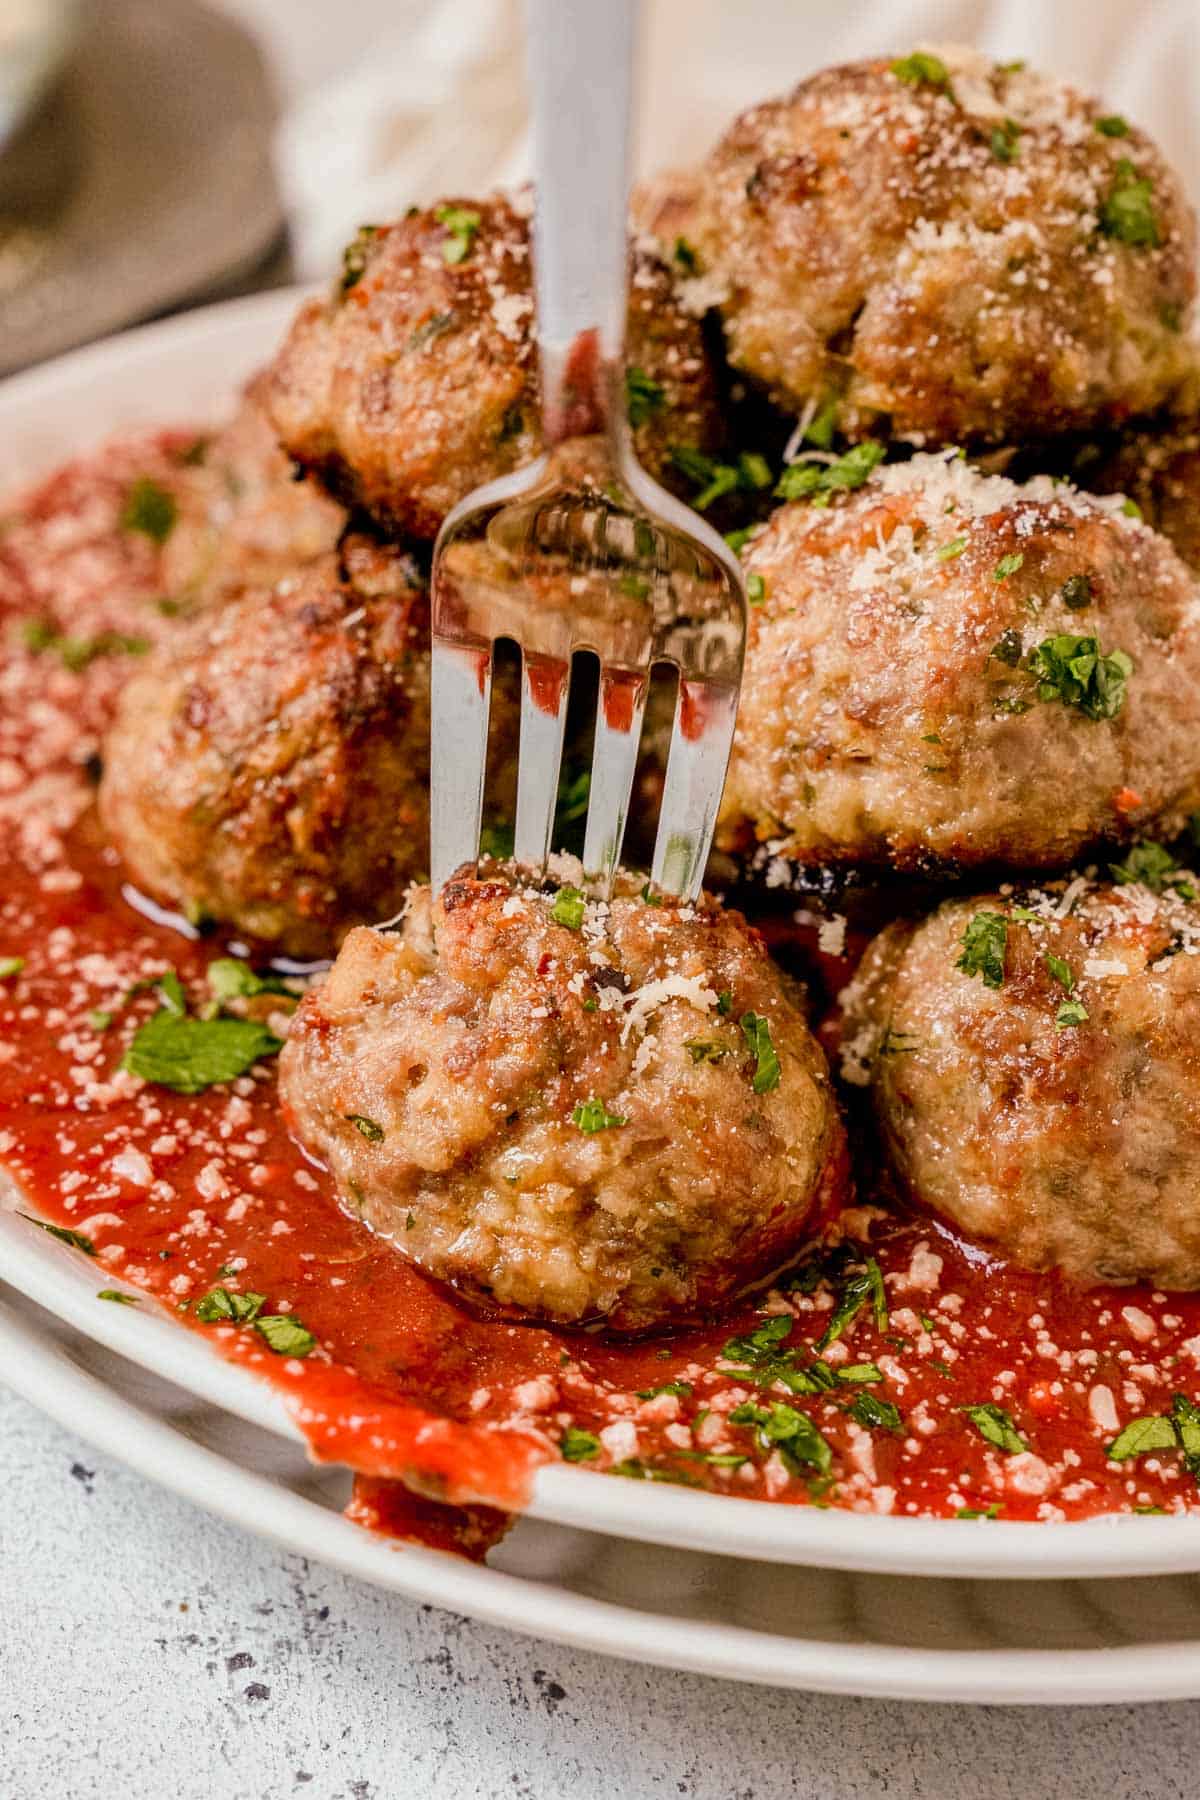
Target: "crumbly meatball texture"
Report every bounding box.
[99,537,435,958]
[688,47,1196,443]
[263,194,723,541]
[162,378,345,609]
[719,453,1200,874]
[279,867,846,1330]
[841,877,1200,1288]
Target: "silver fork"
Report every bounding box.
[429,0,746,902]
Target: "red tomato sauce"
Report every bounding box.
[4,433,1200,1554]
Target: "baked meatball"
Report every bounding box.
[100,537,439,958]
[279,865,847,1329]
[841,873,1200,1288]
[684,48,1195,443]
[1079,417,1200,574]
[719,452,1200,875]
[161,378,346,610]
[263,194,724,541]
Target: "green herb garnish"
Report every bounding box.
[961,1402,1027,1454]
[636,1381,693,1401]
[746,572,766,605]
[625,366,665,428]
[684,1039,728,1064]
[435,205,481,264]
[1110,841,1194,897]
[936,535,968,562]
[730,1400,833,1475]
[993,551,1024,582]
[194,1287,265,1324]
[339,224,378,293]
[775,440,885,506]
[18,1213,95,1254]
[1027,634,1133,719]
[670,446,772,511]
[561,1426,601,1462]
[254,1314,316,1357]
[0,956,24,980]
[740,1012,781,1094]
[206,958,295,1004]
[890,51,951,90]
[817,1258,888,1352]
[1100,159,1159,247]
[990,118,1021,162]
[846,1392,904,1435]
[345,1115,385,1143]
[572,1097,627,1133]
[1055,999,1089,1030]
[955,911,1008,989]
[1095,114,1129,137]
[97,1289,138,1306]
[122,1012,282,1093]
[551,886,586,930]
[120,477,177,544]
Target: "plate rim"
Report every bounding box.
[7,1287,1200,1706]
[5,292,1200,1584]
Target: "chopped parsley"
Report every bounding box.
[254,1314,316,1358]
[890,51,951,90]
[745,572,766,605]
[961,1402,1027,1455]
[339,224,378,293]
[625,366,665,427]
[345,1114,385,1143]
[18,1212,95,1255]
[636,1380,693,1401]
[551,885,586,930]
[1027,634,1133,720]
[0,956,24,980]
[955,911,1008,989]
[957,1503,1002,1520]
[1044,951,1075,991]
[122,1011,282,1093]
[1095,114,1129,137]
[740,1012,781,1094]
[561,1426,601,1462]
[120,477,177,544]
[670,446,772,511]
[817,1258,888,1351]
[194,1287,264,1324]
[990,628,1023,667]
[716,989,733,1016]
[672,236,698,273]
[572,1097,627,1133]
[1060,573,1094,610]
[992,551,1024,582]
[1107,1395,1200,1488]
[97,1289,138,1306]
[684,1039,728,1064]
[1110,840,1194,898]
[205,957,295,1003]
[1099,159,1160,248]
[936,535,968,562]
[845,1391,904,1435]
[730,1399,833,1475]
[990,118,1021,163]
[775,440,885,506]
[1055,998,1089,1030]
[19,619,150,671]
[435,205,481,264]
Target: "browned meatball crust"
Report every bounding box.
[263,194,724,541]
[841,875,1200,1288]
[280,865,847,1329]
[162,378,345,609]
[685,48,1196,444]
[99,537,435,958]
[719,453,1200,875]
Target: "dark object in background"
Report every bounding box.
[0,0,286,376]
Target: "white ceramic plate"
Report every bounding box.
[6,294,1200,1585]
[8,1276,1200,1705]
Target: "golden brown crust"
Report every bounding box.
[842,880,1200,1288]
[687,49,1196,443]
[99,540,437,957]
[262,194,723,540]
[280,866,847,1329]
[720,454,1200,872]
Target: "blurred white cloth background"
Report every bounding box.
[216,0,1200,281]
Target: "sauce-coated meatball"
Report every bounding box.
[1080,416,1200,574]
[101,538,440,957]
[841,874,1200,1288]
[263,194,723,541]
[720,452,1200,875]
[686,48,1195,443]
[280,865,847,1330]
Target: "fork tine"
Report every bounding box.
[430,639,493,889]
[649,676,741,902]
[513,651,571,872]
[582,665,647,896]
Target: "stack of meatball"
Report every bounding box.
[101,45,1200,1323]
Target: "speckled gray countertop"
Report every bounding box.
[3,1388,1200,1798]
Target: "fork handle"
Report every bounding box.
[525,0,635,445]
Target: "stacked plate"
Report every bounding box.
[4,299,1200,1703]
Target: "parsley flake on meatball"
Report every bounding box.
[841,870,1200,1288]
[719,452,1200,875]
[684,48,1195,444]
[264,194,723,541]
[279,865,847,1330]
